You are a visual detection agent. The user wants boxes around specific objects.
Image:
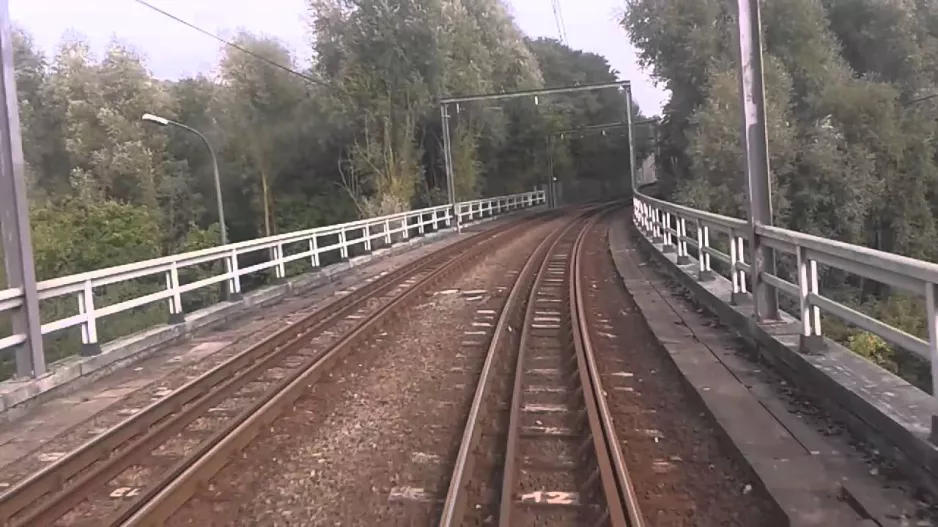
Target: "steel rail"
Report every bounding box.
[114,214,550,526]
[0,213,543,526]
[497,209,629,527]
[571,212,646,527]
[437,210,585,527]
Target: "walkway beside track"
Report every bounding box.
[609,210,924,526]
[0,216,520,478]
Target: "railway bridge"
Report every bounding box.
[0,185,934,526]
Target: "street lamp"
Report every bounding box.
[142,113,228,247]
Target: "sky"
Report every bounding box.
[9,0,669,115]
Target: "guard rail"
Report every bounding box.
[633,191,938,403]
[0,190,545,377]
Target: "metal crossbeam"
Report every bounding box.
[440,81,630,105]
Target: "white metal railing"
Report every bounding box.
[633,191,938,401]
[0,190,546,375]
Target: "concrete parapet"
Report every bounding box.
[620,215,938,497]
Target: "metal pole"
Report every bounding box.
[624,86,638,196]
[0,0,44,378]
[546,136,553,208]
[440,104,459,232]
[170,121,227,246]
[737,0,779,320]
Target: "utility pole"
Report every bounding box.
[439,104,459,232]
[737,0,779,320]
[0,0,44,378]
[624,86,638,195]
[440,80,632,208]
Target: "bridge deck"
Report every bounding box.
[610,210,919,526]
[0,226,475,482]
[0,209,929,525]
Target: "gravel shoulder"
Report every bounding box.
[583,218,785,526]
[166,218,558,526]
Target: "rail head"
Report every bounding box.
[571,210,646,527]
[437,210,570,527]
[0,212,544,526]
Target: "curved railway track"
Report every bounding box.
[0,212,547,527]
[439,206,646,526]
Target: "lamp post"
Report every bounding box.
[142,113,228,247]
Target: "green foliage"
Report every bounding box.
[30,198,162,280]
[847,332,897,372]
[4,9,639,377]
[621,0,938,388]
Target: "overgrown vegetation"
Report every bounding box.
[623,0,938,389]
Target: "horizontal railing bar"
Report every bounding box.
[762,273,798,299]
[634,189,934,366]
[0,191,545,358]
[811,293,929,360]
[760,224,938,289]
[0,334,26,351]
[639,193,748,233]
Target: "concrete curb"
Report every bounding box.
[0,211,535,416]
[621,215,938,497]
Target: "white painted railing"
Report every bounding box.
[0,190,545,373]
[633,191,938,399]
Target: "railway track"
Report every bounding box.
[439,206,645,526]
[0,212,546,527]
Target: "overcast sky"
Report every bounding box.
[9,0,668,115]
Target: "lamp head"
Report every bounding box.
[142,113,170,126]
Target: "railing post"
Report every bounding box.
[737,236,748,295]
[77,279,100,356]
[677,217,691,265]
[363,225,372,252]
[662,212,675,253]
[730,232,748,305]
[339,229,349,260]
[652,208,663,244]
[696,220,715,281]
[385,219,392,244]
[797,246,825,353]
[636,201,643,231]
[309,236,320,268]
[647,206,654,237]
[226,249,242,301]
[927,282,938,443]
[167,261,184,324]
[273,243,286,282]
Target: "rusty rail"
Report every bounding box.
[571,211,646,527]
[437,204,645,526]
[0,213,544,527]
